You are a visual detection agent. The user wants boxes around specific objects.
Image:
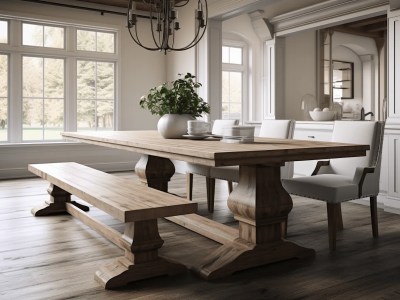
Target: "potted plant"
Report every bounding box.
[140,73,210,138]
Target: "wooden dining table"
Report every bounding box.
[61,130,369,279]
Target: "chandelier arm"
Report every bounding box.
[149,1,162,48]
[175,0,190,7]
[169,0,208,51]
[128,27,162,51]
[127,0,208,53]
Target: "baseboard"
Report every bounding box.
[0,161,136,180]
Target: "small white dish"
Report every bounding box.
[182,134,209,140]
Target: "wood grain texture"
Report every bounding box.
[28,163,197,289]
[59,130,370,280]
[61,130,369,167]
[29,162,197,222]
[2,173,400,298]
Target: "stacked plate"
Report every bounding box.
[221,126,255,144]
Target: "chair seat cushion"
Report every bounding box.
[185,163,211,177]
[210,166,239,182]
[282,174,359,203]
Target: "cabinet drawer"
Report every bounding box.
[293,129,332,141]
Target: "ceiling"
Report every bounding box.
[330,15,387,40]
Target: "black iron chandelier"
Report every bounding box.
[127,0,208,54]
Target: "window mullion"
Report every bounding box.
[65,26,76,132]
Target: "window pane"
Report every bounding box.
[77,100,95,130]
[230,103,242,120]
[23,56,43,97]
[97,62,114,99]
[222,71,229,102]
[77,60,96,99]
[77,30,96,51]
[97,100,113,129]
[0,20,8,44]
[23,98,43,141]
[0,98,7,142]
[44,58,64,98]
[0,54,7,98]
[44,99,63,140]
[23,23,43,47]
[97,32,115,53]
[229,72,242,103]
[222,46,229,63]
[0,54,7,141]
[229,47,242,64]
[44,26,64,48]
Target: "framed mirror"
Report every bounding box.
[332,60,354,100]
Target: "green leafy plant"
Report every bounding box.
[139,73,210,117]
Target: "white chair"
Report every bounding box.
[282,121,385,251]
[185,119,239,212]
[208,119,296,212]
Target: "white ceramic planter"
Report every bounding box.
[157,114,194,139]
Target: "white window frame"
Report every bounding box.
[222,39,248,123]
[0,15,119,144]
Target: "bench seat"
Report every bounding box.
[29,162,197,289]
[29,162,196,222]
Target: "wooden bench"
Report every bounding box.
[29,162,197,289]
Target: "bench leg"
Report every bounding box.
[95,219,185,289]
[32,183,89,216]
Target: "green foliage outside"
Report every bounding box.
[140,73,210,118]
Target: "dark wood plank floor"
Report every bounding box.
[1,172,400,299]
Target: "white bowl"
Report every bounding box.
[309,110,335,121]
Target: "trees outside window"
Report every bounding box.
[0,18,117,143]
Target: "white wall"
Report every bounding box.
[284,30,317,120]
[166,1,196,81]
[0,0,167,178]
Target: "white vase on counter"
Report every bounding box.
[157,114,194,139]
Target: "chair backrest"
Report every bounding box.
[259,119,296,179]
[211,119,239,135]
[330,121,384,177]
[259,119,295,139]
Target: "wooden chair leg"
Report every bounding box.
[206,177,215,213]
[336,203,344,231]
[327,203,339,251]
[228,181,233,194]
[370,196,379,238]
[186,173,193,201]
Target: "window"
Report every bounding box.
[22,23,64,48]
[77,29,115,53]
[0,20,8,44]
[22,56,64,141]
[0,54,7,142]
[222,44,247,122]
[77,60,115,130]
[0,17,117,144]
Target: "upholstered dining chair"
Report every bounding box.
[207,119,296,212]
[185,119,239,212]
[282,121,385,251]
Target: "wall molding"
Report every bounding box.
[270,0,389,36]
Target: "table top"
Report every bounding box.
[62,130,369,167]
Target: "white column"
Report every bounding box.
[263,37,285,120]
[196,19,222,121]
[360,54,375,116]
[382,10,400,213]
